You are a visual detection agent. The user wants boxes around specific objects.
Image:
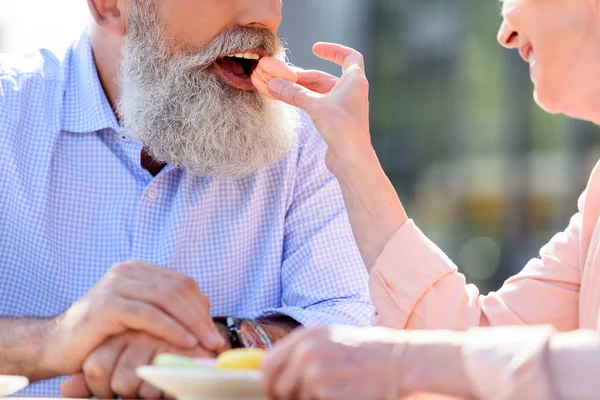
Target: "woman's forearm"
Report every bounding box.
[548,330,600,400]
[396,327,600,400]
[395,330,476,399]
[329,145,408,269]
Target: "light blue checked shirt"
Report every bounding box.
[0,33,373,396]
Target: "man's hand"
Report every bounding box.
[60,332,219,399]
[60,316,300,398]
[44,260,225,377]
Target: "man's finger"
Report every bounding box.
[138,380,163,400]
[312,42,365,73]
[295,69,339,94]
[112,298,198,349]
[60,373,92,399]
[110,337,156,398]
[268,79,323,117]
[83,336,127,399]
[108,262,225,351]
[115,281,225,351]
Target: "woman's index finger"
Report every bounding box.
[313,42,365,73]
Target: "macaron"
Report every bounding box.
[216,348,266,370]
[251,57,299,99]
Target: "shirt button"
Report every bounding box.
[147,187,159,200]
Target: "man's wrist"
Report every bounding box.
[256,316,301,344]
[38,317,69,377]
[0,317,61,381]
[213,316,300,351]
[214,317,272,350]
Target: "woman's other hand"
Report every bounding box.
[261,325,402,400]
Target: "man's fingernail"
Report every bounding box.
[184,334,198,347]
[208,331,226,348]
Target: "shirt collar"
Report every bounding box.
[60,31,121,134]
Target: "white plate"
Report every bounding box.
[137,366,266,400]
[0,376,29,397]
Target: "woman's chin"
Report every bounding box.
[534,88,595,122]
[533,89,562,115]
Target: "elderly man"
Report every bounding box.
[0,0,373,397]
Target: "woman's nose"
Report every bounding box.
[497,20,519,49]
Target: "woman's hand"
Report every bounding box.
[262,326,475,400]
[267,43,408,269]
[268,43,373,172]
[261,326,403,400]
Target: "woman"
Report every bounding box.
[260,0,600,398]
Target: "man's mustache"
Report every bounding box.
[176,26,283,71]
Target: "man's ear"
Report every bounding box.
[87,0,128,37]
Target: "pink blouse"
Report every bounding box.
[370,161,600,399]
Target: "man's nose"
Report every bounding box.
[497,20,520,49]
[236,0,282,33]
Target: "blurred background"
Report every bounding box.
[2,0,600,292]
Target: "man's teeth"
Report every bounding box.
[528,51,536,66]
[225,52,261,60]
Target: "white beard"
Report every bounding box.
[118,0,299,177]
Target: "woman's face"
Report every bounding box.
[498,0,600,120]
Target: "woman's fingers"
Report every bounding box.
[294,69,339,94]
[268,79,323,117]
[262,328,310,398]
[313,42,365,73]
[270,357,303,400]
[269,42,365,105]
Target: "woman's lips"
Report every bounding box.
[519,44,533,63]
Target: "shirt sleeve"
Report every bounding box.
[461,326,600,400]
[258,113,374,327]
[370,181,588,331]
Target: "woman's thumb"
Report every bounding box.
[268,78,318,114]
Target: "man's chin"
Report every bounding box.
[146,135,295,178]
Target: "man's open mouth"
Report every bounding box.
[214,51,264,91]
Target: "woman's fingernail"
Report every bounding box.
[268,78,285,94]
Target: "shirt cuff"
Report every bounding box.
[461,325,557,400]
[369,219,457,328]
[257,304,373,328]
